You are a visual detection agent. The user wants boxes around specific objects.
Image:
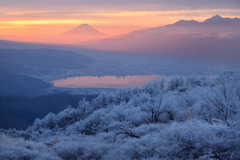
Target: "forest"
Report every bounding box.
[0,70,239,159]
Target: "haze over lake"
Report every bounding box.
[52,75,168,88]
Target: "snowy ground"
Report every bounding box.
[1,71,240,159]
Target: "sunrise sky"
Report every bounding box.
[0,0,240,39]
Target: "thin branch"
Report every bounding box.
[113,128,140,143]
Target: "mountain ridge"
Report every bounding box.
[80,15,240,64]
[83,15,240,46]
[171,15,240,27]
[62,24,107,36]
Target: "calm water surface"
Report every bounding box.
[52,75,168,88]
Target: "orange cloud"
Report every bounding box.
[0,9,239,42]
[3,20,111,26]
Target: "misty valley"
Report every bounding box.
[0,15,240,160]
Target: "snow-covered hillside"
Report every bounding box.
[1,71,240,159]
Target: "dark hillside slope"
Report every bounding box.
[0,49,93,76]
[0,48,94,96]
[0,93,98,129]
[0,72,52,96]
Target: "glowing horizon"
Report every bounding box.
[0,0,239,43]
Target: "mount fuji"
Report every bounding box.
[62,24,107,36]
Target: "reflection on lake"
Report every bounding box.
[52,75,168,88]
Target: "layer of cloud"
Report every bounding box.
[0,0,239,11]
[0,0,239,37]
[1,9,240,37]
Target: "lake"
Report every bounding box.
[52,75,168,88]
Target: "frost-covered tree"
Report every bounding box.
[91,91,109,109]
[204,71,240,125]
[159,77,166,91]
[114,86,133,104]
[140,94,172,123]
[42,112,57,129]
[167,76,184,91]
[78,98,93,118]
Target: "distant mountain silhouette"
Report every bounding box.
[172,20,200,27]
[62,24,107,36]
[203,15,240,27]
[81,15,240,64]
[172,15,240,27]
